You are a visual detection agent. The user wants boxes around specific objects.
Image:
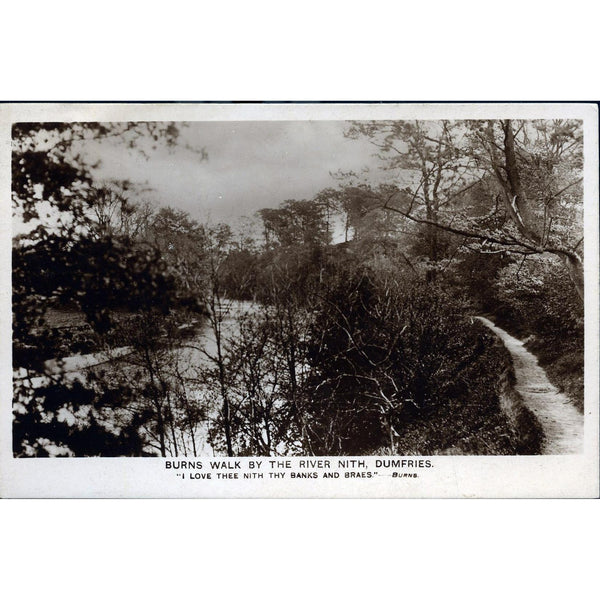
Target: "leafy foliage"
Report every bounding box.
[301,271,535,455]
[12,122,204,457]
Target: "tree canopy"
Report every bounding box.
[346,119,584,298]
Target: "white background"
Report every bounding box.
[1,1,599,599]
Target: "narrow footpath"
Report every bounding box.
[475,316,584,454]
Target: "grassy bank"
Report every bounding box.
[389,321,544,456]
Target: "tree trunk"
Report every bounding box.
[497,120,584,302]
[145,349,167,457]
[423,169,438,282]
[561,253,585,301]
[501,120,542,243]
[215,324,234,457]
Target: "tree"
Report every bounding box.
[209,309,304,456]
[87,184,155,240]
[12,121,207,456]
[189,224,237,456]
[313,188,340,242]
[347,120,476,280]
[144,206,210,294]
[12,122,186,228]
[346,119,584,299]
[257,199,330,249]
[102,309,207,457]
[468,119,584,299]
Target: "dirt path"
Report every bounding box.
[475,316,584,454]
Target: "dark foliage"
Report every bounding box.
[12,121,204,457]
[298,273,514,455]
[465,255,584,410]
[302,271,536,455]
[13,379,150,457]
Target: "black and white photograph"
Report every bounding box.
[1,102,598,497]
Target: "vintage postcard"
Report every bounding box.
[0,102,598,497]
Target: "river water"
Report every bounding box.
[14,300,260,456]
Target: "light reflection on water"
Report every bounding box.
[14,300,260,457]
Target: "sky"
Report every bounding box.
[88,121,389,224]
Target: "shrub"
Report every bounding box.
[301,269,534,455]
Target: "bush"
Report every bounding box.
[301,269,537,455]
[492,255,584,410]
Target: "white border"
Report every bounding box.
[1,102,598,498]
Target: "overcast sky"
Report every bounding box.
[90,121,389,223]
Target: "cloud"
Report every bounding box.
[89,121,385,222]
